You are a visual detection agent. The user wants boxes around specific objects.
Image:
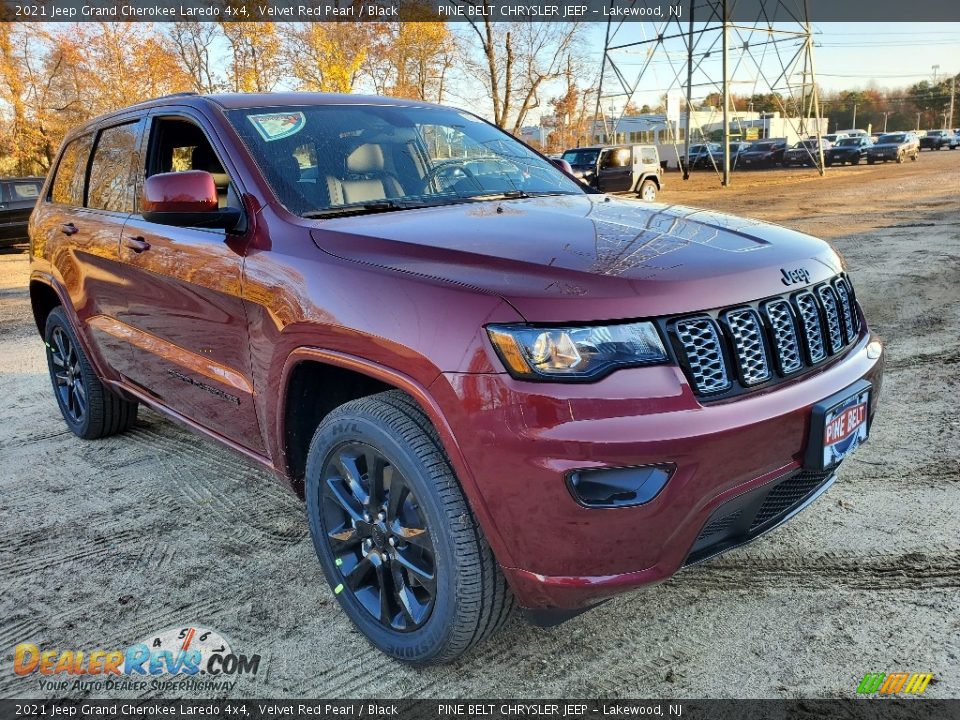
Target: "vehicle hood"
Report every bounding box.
[311,194,843,322]
[871,142,904,149]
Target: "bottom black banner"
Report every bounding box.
[3,699,959,720]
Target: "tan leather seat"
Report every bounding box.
[191,145,231,208]
[327,144,404,206]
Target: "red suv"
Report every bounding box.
[29,93,883,664]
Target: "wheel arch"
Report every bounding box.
[30,276,64,336]
[276,347,516,568]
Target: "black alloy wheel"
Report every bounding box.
[43,306,138,439]
[320,441,437,631]
[304,390,514,664]
[49,325,86,423]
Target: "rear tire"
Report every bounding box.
[637,179,657,202]
[304,390,514,664]
[44,307,138,439]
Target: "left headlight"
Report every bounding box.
[486,321,668,381]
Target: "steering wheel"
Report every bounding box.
[424,162,480,192]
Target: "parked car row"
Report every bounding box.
[677,128,949,171]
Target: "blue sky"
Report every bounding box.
[572,22,960,114]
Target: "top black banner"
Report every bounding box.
[1,0,958,23]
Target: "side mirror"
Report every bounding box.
[141,170,240,230]
[551,158,574,175]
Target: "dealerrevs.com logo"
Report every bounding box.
[857,672,934,695]
[13,626,261,693]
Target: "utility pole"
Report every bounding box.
[882,111,890,132]
[916,111,921,130]
[852,103,857,130]
[721,0,730,187]
[949,76,956,129]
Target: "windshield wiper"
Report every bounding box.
[302,200,415,219]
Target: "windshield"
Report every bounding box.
[793,140,819,149]
[750,143,774,152]
[878,134,906,144]
[562,149,599,166]
[836,138,862,147]
[227,104,583,216]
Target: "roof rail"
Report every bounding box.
[153,92,199,100]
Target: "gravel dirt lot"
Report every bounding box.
[1,150,958,700]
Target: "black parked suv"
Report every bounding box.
[919,130,957,151]
[737,140,788,169]
[825,136,872,166]
[0,177,44,247]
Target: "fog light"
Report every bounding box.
[567,465,674,508]
[867,340,882,359]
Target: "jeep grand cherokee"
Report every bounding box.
[29,92,883,664]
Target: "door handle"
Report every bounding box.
[123,236,151,253]
[60,223,78,236]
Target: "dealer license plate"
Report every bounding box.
[805,381,871,470]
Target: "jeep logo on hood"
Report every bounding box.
[780,266,811,286]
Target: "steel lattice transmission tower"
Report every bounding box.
[593,0,826,186]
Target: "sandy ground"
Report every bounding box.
[1,150,958,700]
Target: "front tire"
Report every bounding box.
[44,307,138,439]
[304,390,514,664]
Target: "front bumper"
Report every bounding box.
[431,330,883,610]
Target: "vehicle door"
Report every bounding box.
[0,178,42,242]
[596,146,634,192]
[115,110,265,453]
[31,120,143,377]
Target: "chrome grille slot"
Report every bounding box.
[724,308,770,385]
[674,317,730,394]
[816,285,844,354]
[794,291,826,363]
[763,300,802,375]
[833,278,857,339]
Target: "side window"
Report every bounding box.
[9,181,41,201]
[601,148,631,169]
[88,123,139,213]
[147,117,238,210]
[51,134,94,206]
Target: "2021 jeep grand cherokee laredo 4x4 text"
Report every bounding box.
[29,93,883,664]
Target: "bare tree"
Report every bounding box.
[168,22,222,94]
[459,6,581,133]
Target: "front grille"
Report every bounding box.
[669,274,860,399]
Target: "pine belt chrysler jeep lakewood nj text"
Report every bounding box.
[29,93,884,664]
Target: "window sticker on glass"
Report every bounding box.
[248,112,307,142]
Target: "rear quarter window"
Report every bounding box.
[51,134,94,206]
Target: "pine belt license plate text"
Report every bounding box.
[805,380,871,470]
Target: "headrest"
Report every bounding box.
[346,144,384,174]
[275,154,301,181]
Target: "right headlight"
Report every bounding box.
[486,321,668,381]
